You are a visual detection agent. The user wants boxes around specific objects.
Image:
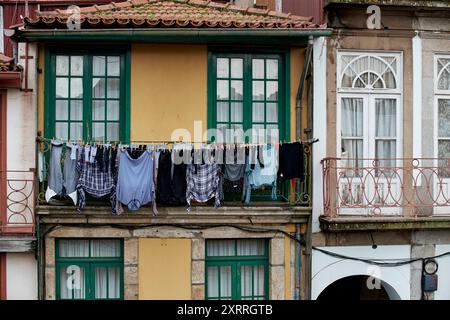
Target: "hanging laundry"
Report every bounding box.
[45,140,64,202]
[63,143,80,205]
[116,148,156,213]
[45,141,80,205]
[156,149,173,204]
[77,146,116,213]
[186,162,221,211]
[220,146,245,200]
[278,142,305,181]
[38,148,47,183]
[243,144,278,205]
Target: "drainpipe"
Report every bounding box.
[294,224,302,300]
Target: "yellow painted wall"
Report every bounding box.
[290,48,306,142]
[131,44,207,142]
[139,238,192,300]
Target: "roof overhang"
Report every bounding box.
[0,71,22,89]
[14,28,332,45]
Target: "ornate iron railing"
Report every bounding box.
[0,170,35,233]
[322,157,450,217]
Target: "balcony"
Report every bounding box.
[320,157,450,231]
[36,140,312,224]
[0,170,35,235]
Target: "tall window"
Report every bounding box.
[56,239,123,300]
[435,55,450,177]
[209,52,286,143]
[47,50,127,142]
[205,239,269,300]
[337,52,402,170]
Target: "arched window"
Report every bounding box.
[339,53,400,90]
[436,56,450,92]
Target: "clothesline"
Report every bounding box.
[36,136,319,147]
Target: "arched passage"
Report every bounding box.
[317,275,401,300]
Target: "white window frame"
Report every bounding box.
[433,54,450,214]
[336,50,403,215]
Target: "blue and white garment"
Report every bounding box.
[243,144,278,205]
[77,146,117,213]
[116,149,156,213]
[185,162,221,211]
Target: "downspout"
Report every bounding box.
[294,36,313,300]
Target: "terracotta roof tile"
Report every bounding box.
[25,0,322,29]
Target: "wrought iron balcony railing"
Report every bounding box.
[321,157,450,217]
[0,170,35,234]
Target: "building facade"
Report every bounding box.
[9,0,329,300]
[312,0,450,300]
[0,51,37,299]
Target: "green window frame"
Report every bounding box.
[55,239,124,300]
[207,50,290,143]
[44,46,131,143]
[205,239,269,300]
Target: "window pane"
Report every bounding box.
[252,81,264,101]
[231,58,243,78]
[207,240,235,256]
[438,140,450,178]
[92,266,121,299]
[375,99,396,138]
[92,78,105,98]
[217,80,229,100]
[93,56,106,76]
[55,100,68,120]
[70,56,83,76]
[217,58,229,78]
[95,267,108,299]
[342,139,363,171]
[266,103,278,123]
[220,266,232,299]
[217,102,229,122]
[107,79,120,98]
[341,98,363,137]
[70,123,83,141]
[375,140,396,175]
[266,59,278,79]
[266,81,278,101]
[70,78,83,98]
[241,265,252,298]
[55,122,68,141]
[107,101,120,121]
[56,78,69,98]
[107,56,120,76]
[93,123,105,141]
[266,124,279,144]
[231,102,243,123]
[93,101,105,121]
[252,103,265,122]
[237,239,265,256]
[56,56,69,76]
[252,59,264,79]
[207,266,219,298]
[108,267,121,299]
[70,100,83,121]
[252,124,265,143]
[59,239,90,257]
[231,80,243,100]
[107,123,119,142]
[254,265,265,297]
[91,239,121,257]
[60,266,86,300]
[439,99,450,138]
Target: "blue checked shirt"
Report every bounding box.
[77,147,117,214]
[185,163,221,211]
